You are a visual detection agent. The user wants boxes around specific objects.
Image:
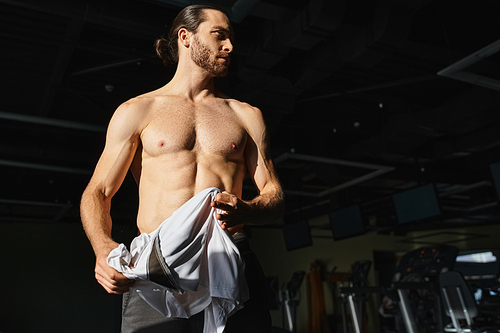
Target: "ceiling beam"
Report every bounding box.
[438,38,500,92]
[0,0,162,36]
[72,58,144,76]
[38,19,85,117]
[275,152,395,197]
[0,159,91,175]
[0,111,105,132]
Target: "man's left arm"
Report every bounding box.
[213,105,284,228]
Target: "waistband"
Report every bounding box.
[233,233,252,254]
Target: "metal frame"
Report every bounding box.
[274,152,395,197]
[438,38,500,92]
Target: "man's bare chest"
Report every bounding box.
[141,104,247,157]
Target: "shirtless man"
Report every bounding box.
[80,4,283,332]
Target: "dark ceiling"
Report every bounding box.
[2,0,500,234]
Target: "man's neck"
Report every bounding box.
[166,60,218,101]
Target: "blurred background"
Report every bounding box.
[2,0,500,332]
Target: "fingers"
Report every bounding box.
[211,192,248,229]
[212,202,233,212]
[96,269,133,294]
[212,193,233,219]
[216,210,231,221]
[95,256,134,294]
[211,192,237,208]
[96,271,132,294]
[212,193,234,230]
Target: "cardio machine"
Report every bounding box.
[339,260,381,333]
[383,244,459,333]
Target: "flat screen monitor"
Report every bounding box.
[393,183,441,224]
[489,162,500,199]
[282,220,312,251]
[329,205,365,240]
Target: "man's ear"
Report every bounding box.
[178,28,191,48]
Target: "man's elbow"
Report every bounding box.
[273,193,285,220]
[267,186,284,222]
[81,183,109,210]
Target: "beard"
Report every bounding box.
[191,35,229,77]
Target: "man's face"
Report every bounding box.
[190,9,233,77]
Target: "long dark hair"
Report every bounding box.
[155,4,231,67]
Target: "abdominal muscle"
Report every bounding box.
[133,150,245,234]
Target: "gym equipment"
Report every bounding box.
[440,271,500,333]
[279,271,306,333]
[339,260,381,333]
[386,244,459,333]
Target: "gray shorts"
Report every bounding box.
[121,288,204,333]
[121,233,271,333]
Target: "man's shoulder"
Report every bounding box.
[115,89,174,117]
[224,97,261,117]
[221,98,267,136]
[121,91,159,110]
[108,92,163,132]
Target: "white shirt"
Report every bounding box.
[107,187,249,333]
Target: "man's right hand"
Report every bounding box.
[95,251,134,294]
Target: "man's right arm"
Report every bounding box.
[80,100,144,294]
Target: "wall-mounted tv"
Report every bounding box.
[392,183,441,224]
[489,162,500,199]
[282,220,312,251]
[329,205,365,240]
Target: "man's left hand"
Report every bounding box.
[211,191,249,230]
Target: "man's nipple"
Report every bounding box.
[230,142,237,150]
[158,140,166,148]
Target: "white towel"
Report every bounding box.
[107,187,249,333]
